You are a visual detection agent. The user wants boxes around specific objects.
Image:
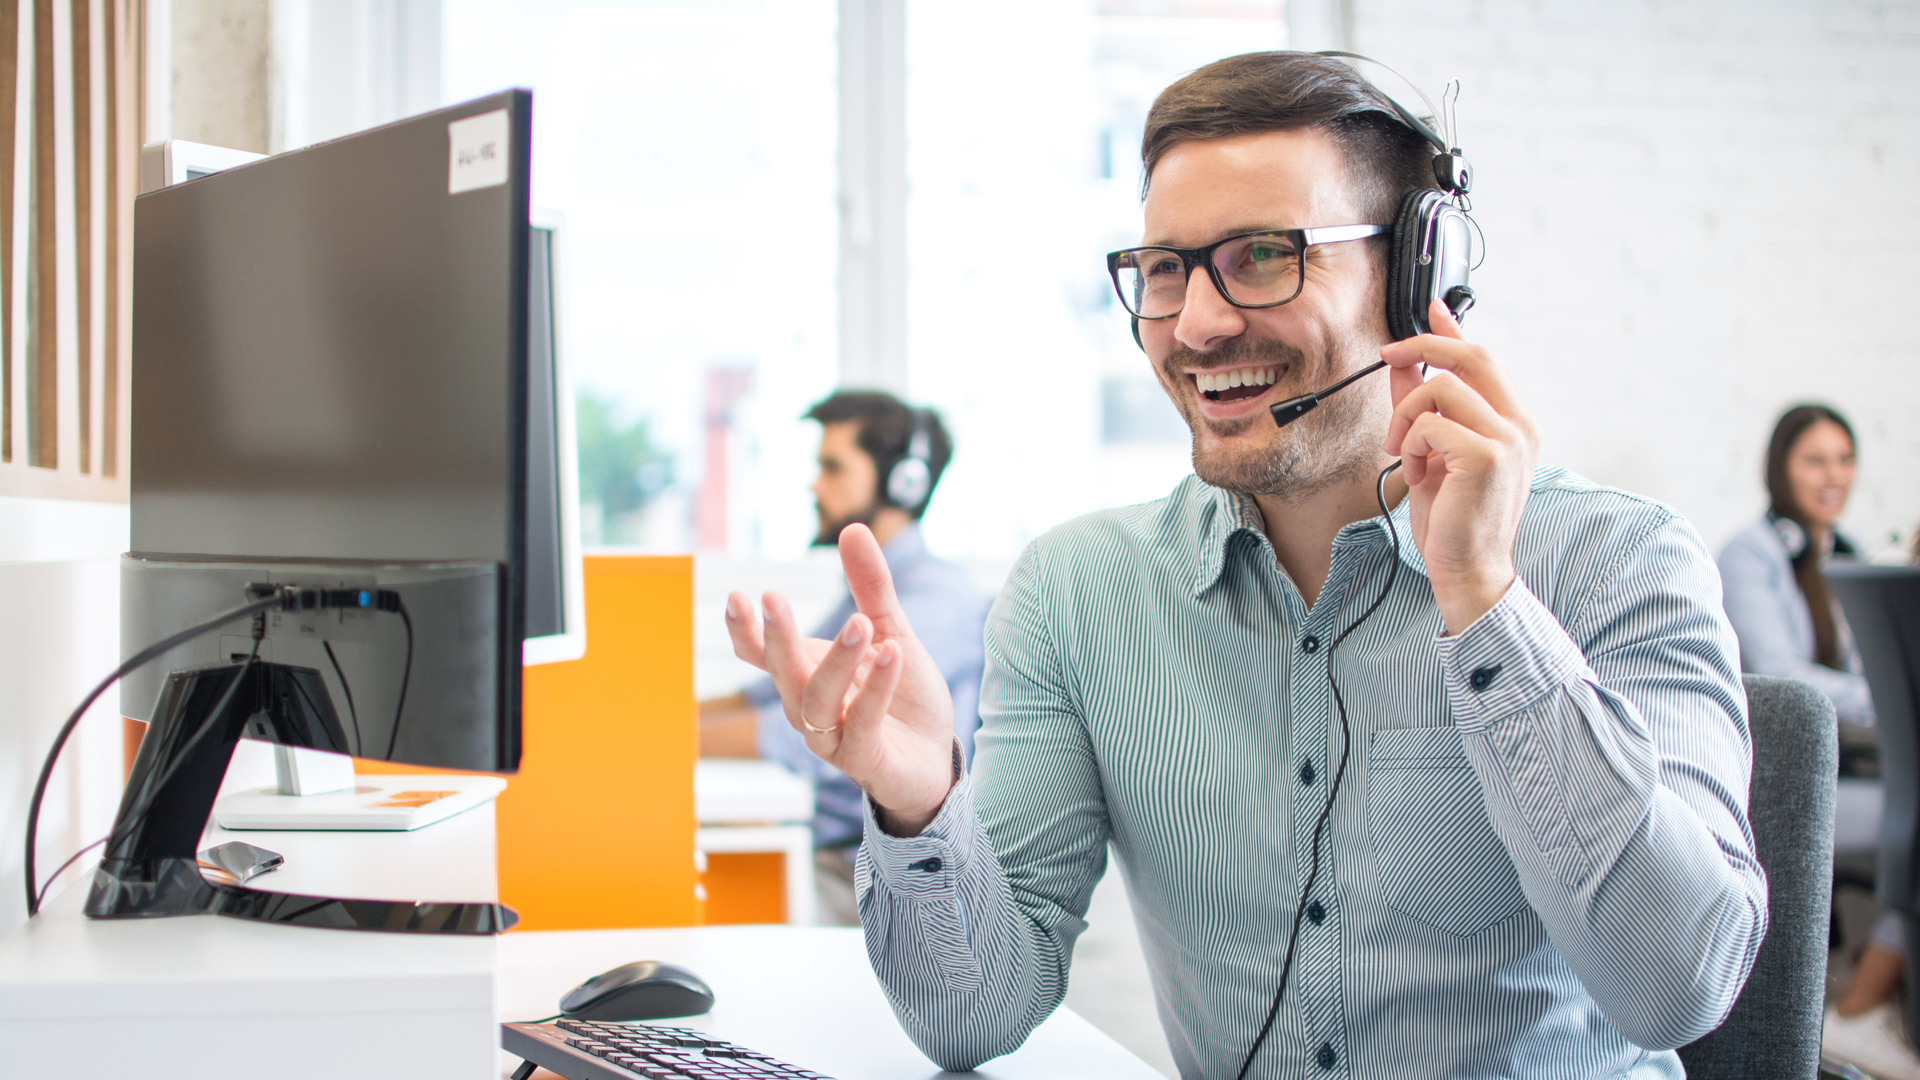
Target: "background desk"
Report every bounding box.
[499,925,1165,1080]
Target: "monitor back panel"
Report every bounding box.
[131,91,532,568]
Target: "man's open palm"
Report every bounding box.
[725,524,958,834]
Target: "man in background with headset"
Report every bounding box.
[701,390,990,927]
[724,53,1761,1078]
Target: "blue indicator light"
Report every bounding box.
[358,590,373,607]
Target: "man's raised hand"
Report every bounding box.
[1381,299,1541,636]
[724,523,958,835]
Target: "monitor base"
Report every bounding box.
[85,658,517,935]
[83,853,517,934]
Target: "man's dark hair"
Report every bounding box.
[1140,51,1436,225]
[804,390,953,519]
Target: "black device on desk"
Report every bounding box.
[504,960,835,1079]
[20,88,579,933]
[562,960,717,1022]
[503,1021,836,1080]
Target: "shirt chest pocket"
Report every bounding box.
[1366,726,1527,937]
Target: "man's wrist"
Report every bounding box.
[1434,568,1517,637]
[870,738,963,838]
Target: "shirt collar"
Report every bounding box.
[1190,478,1427,599]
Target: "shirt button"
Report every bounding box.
[1307,900,1325,924]
[1317,1042,1336,1069]
[1469,664,1503,692]
[1298,759,1315,786]
[907,857,943,873]
[1300,635,1320,653]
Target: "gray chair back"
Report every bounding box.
[1677,674,1836,1080]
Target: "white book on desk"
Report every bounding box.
[214,773,506,831]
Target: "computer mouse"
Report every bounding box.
[559,960,716,1022]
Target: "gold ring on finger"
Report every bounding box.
[799,710,840,735]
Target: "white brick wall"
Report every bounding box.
[1330,0,1920,556]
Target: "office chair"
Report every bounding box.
[1827,566,1920,1048]
[1677,674,1836,1080]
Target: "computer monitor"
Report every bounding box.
[131,139,583,668]
[99,91,551,933]
[522,211,587,666]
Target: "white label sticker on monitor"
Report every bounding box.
[448,110,509,194]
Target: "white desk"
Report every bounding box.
[0,806,501,1079]
[0,807,1161,1080]
[498,925,1165,1080]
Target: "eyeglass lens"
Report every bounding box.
[1113,233,1305,319]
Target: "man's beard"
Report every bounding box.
[1158,330,1389,500]
[812,501,879,547]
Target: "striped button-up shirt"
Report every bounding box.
[857,468,1766,1080]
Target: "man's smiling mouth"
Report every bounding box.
[1192,364,1282,402]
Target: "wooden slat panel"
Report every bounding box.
[101,0,115,476]
[70,0,87,474]
[0,0,16,464]
[28,0,54,468]
[0,0,128,500]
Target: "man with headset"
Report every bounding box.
[701,390,990,927]
[724,53,1761,1077]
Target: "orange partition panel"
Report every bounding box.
[699,853,787,925]
[361,555,699,930]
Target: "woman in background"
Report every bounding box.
[1718,404,1908,1078]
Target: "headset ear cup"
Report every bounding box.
[1385,189,1435,341]
[886,457,932,511]
[1773,514,1809,559]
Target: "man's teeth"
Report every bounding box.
[1195,367,1280,393]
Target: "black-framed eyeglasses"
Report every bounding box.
[1106,224,1387,320]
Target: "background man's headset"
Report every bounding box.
[883,408,935,513]
[1181,55,1487,1080]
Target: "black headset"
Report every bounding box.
[1127,52,1481,431]
[883,408,936,513]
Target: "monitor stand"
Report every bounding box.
[85,660,518,934]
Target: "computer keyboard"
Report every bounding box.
[501,1018,838,1080]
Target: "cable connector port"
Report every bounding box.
[245,583,403,613]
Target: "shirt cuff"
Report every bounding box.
[861,775,976,900]
[1436,578,1593,735]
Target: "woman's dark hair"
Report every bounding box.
[1140,51,1437,223]
[1765,404,1855,669]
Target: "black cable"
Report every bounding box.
[382,603,414,761]
[32,835,107,910]
[323,641,363,755]
[1235,462,1403,1080]
[26,586,408,918]
[23,592,285,918]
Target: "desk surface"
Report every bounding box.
[0,806,501,1078]
[498,925,1166,1080]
